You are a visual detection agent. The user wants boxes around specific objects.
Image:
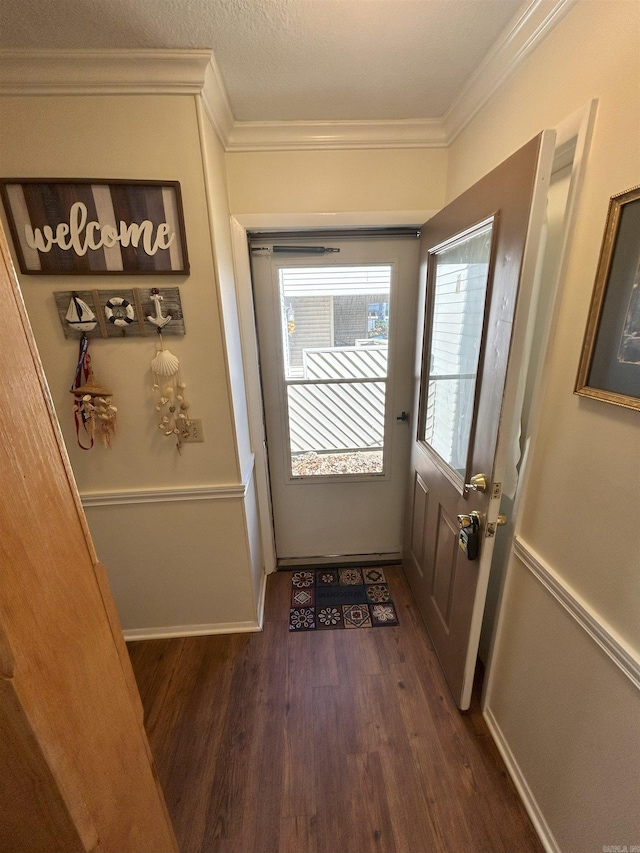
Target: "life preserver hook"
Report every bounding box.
[104,296,135,327]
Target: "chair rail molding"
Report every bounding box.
[80,455,255,507]
[0,1,578,151]
[514,536,640,691]
[80,483,247,507]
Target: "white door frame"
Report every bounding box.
[230,212,437,574]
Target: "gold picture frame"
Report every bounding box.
[575,185,640,410]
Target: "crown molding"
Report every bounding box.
[0,1,577,151]
[224,118,447,151]
[0,48,212,94]
[443,0,579,143]
[201,51,235,147]
[215,0,576,151]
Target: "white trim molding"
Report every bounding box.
[201,51,235,146]
[224,118,447,151]
[80,483,247,507]
[81,455,255,507]
[0,0,578,151]
[123,619,262,642]
[255,569,268,630]
[514,536,640,691]
[0,48,212,94]
[443,0,578,143]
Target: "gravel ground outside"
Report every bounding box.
[291,450,383,476]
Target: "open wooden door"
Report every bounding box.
[405,132,555,710]
[0,222,177,851]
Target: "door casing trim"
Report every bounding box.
[231,212,432,573]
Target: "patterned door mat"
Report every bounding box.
[289,567,399,631]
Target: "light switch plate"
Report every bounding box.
[182,418,204,443]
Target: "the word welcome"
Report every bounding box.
[24,202,176,257]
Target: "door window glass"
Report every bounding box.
[421,220,493,478]
[278,265,392,477]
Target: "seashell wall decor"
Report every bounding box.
[151,334,194,451]
[150,348,180,377]
[70,334,117,449]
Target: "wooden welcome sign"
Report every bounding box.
[0,179,189,275]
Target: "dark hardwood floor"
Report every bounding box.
[128,566,543,853]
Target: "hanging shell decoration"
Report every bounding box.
[70,368,117,448]
[150,348,180,377]
[151,341,193,449]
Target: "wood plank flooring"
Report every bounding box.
[128,567,543,853]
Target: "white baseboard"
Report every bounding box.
[483,706,559,853]
[255,569,268,630]
[277,552,402,568]
[123,619,262,641]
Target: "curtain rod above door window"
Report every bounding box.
[247,227,421,242]
[251,246,341,256]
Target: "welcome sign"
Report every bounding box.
[0,180,189,275]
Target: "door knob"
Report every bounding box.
[464,473,488,493]
[457,510,483,529]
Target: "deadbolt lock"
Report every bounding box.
[464,473,488,494]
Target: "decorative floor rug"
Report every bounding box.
[289,567,399,631]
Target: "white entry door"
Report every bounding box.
[251,237,419,565]
[405,132,556,709]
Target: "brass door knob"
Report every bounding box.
[457,510,483,529]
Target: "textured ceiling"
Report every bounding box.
[0,0,525,121]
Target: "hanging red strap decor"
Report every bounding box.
[69,334,117,449]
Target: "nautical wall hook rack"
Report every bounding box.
[147,288,173,330]
[55,287,185,339]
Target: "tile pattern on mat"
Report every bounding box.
[289,568,399,631]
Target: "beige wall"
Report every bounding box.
[0,94,239,490]
[226,147,448,215]
[446,2,640,850]
[0,93,261,633]
[488,559,640,850]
